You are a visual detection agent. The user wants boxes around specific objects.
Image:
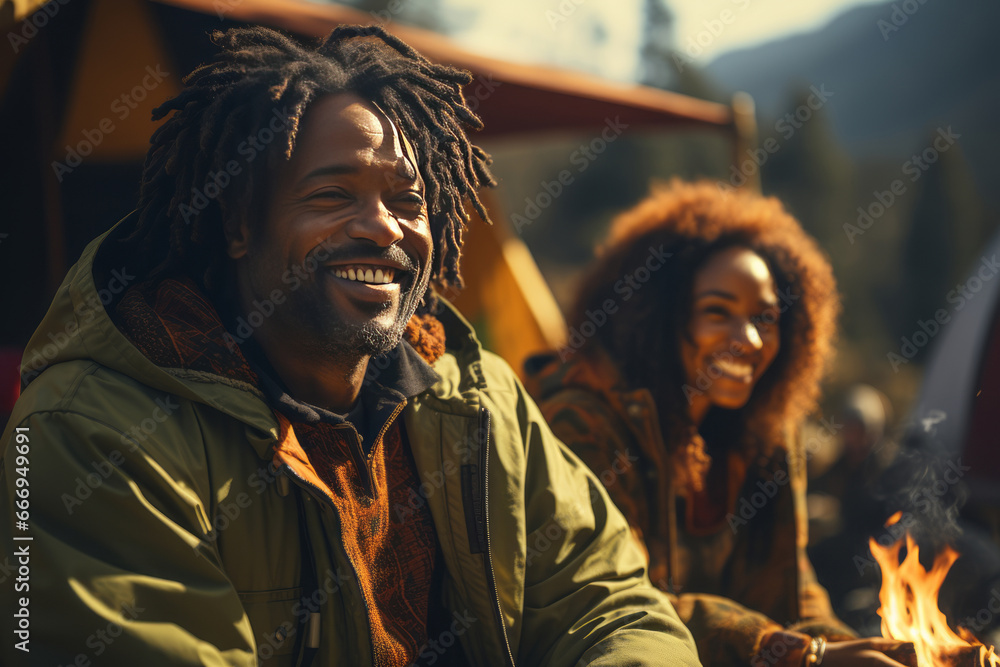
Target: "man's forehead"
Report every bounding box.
[387,113,419,181]
[292,93,418,178]
[371,100,419,181]
[316,95,394,148]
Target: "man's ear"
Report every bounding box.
[224,214,251,260]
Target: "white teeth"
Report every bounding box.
[333,266,396,285]
[714,359,753,376]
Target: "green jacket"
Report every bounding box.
[1,216,700,667]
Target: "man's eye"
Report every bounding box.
[390,193,426,218]
[396,192,425,207]
[309,190,350,201]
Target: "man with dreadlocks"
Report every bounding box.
[0,25,699,667]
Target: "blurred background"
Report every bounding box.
[460,0,999,414]
[2,0,999,641]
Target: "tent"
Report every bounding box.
[908,228,1000,508]
[1,0,746,377]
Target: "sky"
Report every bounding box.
[445,0,889,82]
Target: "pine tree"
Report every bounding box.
[761,87,853,249]
[639,0,676,90]
[899,143,988,339]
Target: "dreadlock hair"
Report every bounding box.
[572,179,839,468]
[127,24,495,307]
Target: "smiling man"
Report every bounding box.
[0,25,699,667]
[227,94,434,412]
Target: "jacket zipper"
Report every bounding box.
[279,462,377,667]
[276,400,406,665]
[343,400,408,496]
[477,407,516,667]
[370,401,407,465]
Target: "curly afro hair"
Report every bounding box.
[572,179,840,461]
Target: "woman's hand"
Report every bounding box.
[821,639,917,667]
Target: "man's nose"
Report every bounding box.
[346,198,405,247]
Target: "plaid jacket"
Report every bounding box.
[525,347,857,666]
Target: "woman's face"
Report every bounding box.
[680,246,781,423]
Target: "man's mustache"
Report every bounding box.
[308,241,420,275]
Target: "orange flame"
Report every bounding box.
[871,513,1000,667]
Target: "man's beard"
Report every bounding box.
[236,238,431,365]
[313,277,427,360]
[290,257,430,362]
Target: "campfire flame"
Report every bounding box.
[871,512,1000,667]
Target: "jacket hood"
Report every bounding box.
[20,211,486,436]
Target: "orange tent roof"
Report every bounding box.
[153,0,735,137]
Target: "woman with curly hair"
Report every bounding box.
[526,180,912,667]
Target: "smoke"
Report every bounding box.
[876,415,969,559]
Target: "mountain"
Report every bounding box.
[705,0,1000,202]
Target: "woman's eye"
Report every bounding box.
[753,310,779,330]
[754,319,778,337]
[704,306,729,318]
